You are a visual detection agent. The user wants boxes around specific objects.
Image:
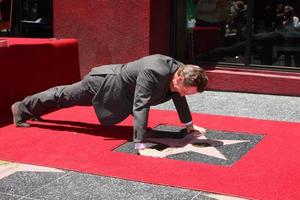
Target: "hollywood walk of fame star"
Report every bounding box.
[147,133,250,160]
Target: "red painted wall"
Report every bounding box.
[54,0,170,77]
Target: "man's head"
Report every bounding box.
[170,64,208,96]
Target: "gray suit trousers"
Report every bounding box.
[20,75,104,120]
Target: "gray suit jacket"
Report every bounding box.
[88,54,192,142]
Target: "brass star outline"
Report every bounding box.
[147,134,250,160]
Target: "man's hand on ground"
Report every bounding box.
[138,148,166,158]
[186,124,206,136]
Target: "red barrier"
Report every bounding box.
[206,67,300,96]
[0,37,80,121]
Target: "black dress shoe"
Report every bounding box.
[11,102,30,127]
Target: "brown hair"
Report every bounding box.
[176,64,208,92]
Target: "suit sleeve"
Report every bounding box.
[132,69,159,143]
[172,93,193,124]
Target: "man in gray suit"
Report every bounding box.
[12,54,208,157]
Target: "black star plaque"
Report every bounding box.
[114,125,264,166]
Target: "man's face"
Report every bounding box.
[174,76,198,97]
[176,85,198,97]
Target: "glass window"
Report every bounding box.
[190,0,248,65]
[187,0,300,71]
[0,0,12,33]
[250,0,300,68]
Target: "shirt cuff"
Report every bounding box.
[184,121,193,126]
[135,143,146,150]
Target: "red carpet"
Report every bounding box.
[0,107,299,199]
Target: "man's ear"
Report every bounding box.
[177,75,184,84]
[173,76,180,90]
